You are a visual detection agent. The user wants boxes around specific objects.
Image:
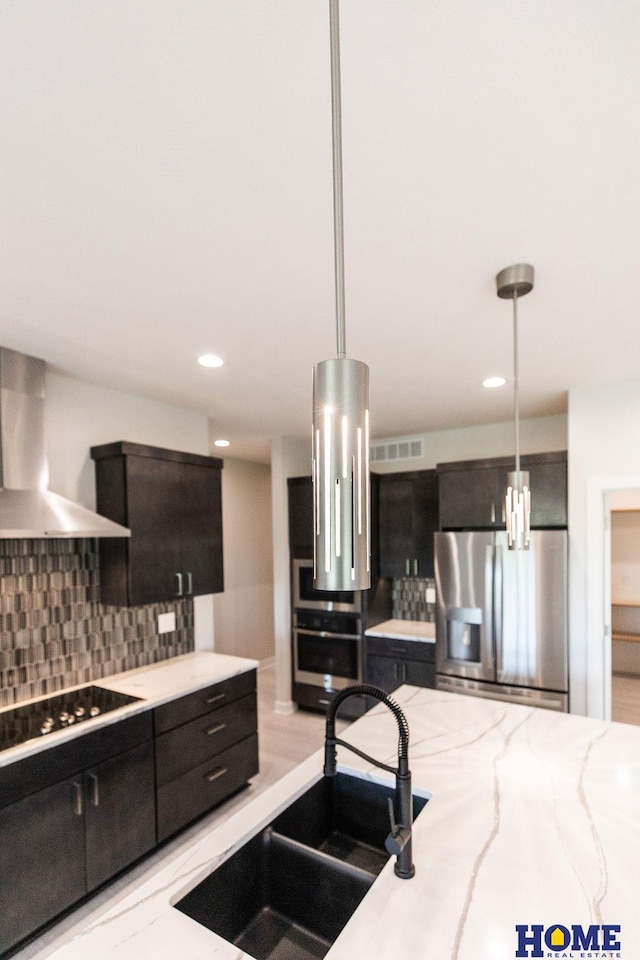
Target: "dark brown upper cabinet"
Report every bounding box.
[377,470,439,579]
[437,450,567,531]
[91,441,224,606]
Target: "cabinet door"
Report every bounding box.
[85,741,156,891]
[180,461,224,595]
[378,476,417,578]
[0,778,86,954]
[438,466,504,530]
[288,477,314,558]
[411,471,439,577]
[528,459,567,527]
[378,471,439,578]
[364,654,401,693]
[126,456,184,604]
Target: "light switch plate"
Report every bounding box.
[158,612,176,634]
[425,586,436,604]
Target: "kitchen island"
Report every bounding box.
[34,685,637,960]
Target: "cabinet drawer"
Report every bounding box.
[155,693,258,787]
[365,635,435,663]
[157,734,259,841]
[154,669,257,735]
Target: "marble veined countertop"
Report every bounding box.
[39,686,638,960]
[365,618,435,641]
[0,652,259,769]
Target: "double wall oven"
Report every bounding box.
[292,559,364,713]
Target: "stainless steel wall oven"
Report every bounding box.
[292,558,362,614]
[293,609,362,698]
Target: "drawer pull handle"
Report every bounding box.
[205,693,225,705]
[205,766,228,783]
[390,647,407,655]
[205,721,226,736]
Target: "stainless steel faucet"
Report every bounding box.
[324,684,415,879]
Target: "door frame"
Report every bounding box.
[586,474,640,720]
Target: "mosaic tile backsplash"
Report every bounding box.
[0,539,193,707]
[392,576,436,622]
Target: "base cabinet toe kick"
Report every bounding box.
[0,667,259,957]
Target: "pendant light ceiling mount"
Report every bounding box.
[496,262,535,550]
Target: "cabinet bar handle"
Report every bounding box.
[413,559,418,576]
[405,559,410,576]
[205,692,225,705]
[205,766,228,783]
[88,773,99,807]
[390,647,406,655]
[490,503,496,524]
[186,571,193,594]
[176,572,183,596]
[204,721,226,736]
[73,781,83,816]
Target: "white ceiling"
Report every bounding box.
[2,1,640,463]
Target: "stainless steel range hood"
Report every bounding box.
[0,347,130,538]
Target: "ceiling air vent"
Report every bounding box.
[371,437,424,464]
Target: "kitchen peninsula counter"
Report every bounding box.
[34,686,638,960]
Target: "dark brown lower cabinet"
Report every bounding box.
[364,635,436,694]
[0,671,259,956]
[85,740,156,891]
[0,716,154,956]
[154,670,259,842]
[0,776,86,953]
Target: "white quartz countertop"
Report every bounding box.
[365,618,435,641]
[0,652,259,769]
[38,686,639,960]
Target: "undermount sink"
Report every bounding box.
[174,772,428,960]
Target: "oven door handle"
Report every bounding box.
[294,629,359,641]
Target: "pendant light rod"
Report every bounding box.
[329,0,346,359]
[513,290,520,473]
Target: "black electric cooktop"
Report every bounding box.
[0,686,142,752]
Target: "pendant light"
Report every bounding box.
[312,0,371,591]
[496,263,534,550]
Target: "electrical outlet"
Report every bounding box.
[158,612,176,634]
[425,586,436,604]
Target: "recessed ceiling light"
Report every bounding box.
[483,376,506,389]
[198,354,224,368]
[214,439,230,448]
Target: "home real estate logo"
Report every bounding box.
[515,923,622,958]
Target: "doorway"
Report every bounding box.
[609,489,640,725]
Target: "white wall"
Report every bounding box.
[270,436,312,714]
[43,370,215,648]
[568,377,640,718]
[371,414,567,472]
[45,371,209,505]
[213,457,274,661]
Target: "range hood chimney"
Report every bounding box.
[0,347,130,539]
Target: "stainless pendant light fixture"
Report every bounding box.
[312,0,371,591]
[496,263,534,550]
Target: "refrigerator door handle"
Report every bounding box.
[484,543,494,667]
[494,544,504,674]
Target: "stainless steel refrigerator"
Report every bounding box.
[434,530,568,711]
